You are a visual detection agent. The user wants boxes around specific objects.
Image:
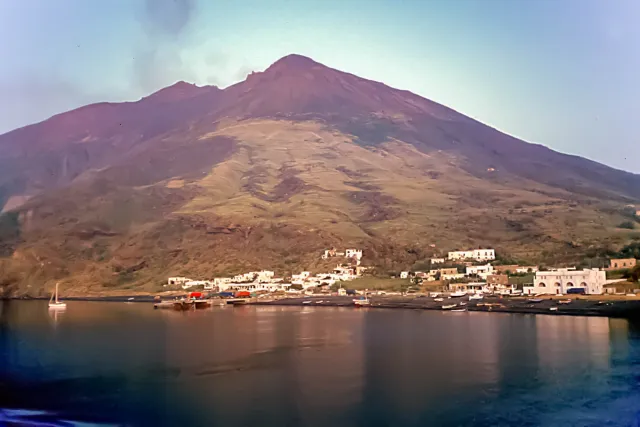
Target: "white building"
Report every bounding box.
[400,271,409,279]
[430,258,445,264]
[167,277,191,286]
[448,249,495,262]
[182,280,211,289]
[441,272,465,281]
[256,270,275,282]
[345,249,363,263]
[465,264,494,279]
[524,268,606,295]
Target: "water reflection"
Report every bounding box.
[1,302,639,427]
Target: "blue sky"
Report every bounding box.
[1,0,638,172]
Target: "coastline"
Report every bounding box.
[3,294,640,318]
[253,295,640,319]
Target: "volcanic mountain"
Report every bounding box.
[0,54,638,294]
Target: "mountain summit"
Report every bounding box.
[0,54,638,294]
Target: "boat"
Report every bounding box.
[450,291,466,297]
[430,292,440,298]
[528,298,544,303]
[558,299,572,304]
[302,300,312,304]
[469,294,483,300]
[549,307,558,311]
[48,283,66,310]
[127,297,134,301]
[353,297,370,306]
[154,301,176,310]
[315,300,324,304]
[194,300,212,309]
[459,302,467,306]
[173,300,195,311]
[434,298,444,302]
[451,308,467,312]
[442,304,457,310]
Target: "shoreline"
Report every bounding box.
[4,294,640,318]
[252,295,640,319]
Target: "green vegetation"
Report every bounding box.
[618,221,636,230]
[624,265,640,283]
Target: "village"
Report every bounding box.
[166,246,640,300]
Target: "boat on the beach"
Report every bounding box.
[469,294,483,300]
[434,298,444,302]
[353,297,370,307]
[450,291,466,298]
[550,307,558,311]
[442,304,457,310]
[451,308,467,312]
[48,283,66,310]
[528,298,544,303]
[302,300,312,304]
[430,292,440,298]
[558,299,572,304]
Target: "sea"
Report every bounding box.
[1,301,639,427]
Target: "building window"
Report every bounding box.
[539,282,546,287]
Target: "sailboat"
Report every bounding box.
[48,283,67,310]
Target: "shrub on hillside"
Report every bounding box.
[618,221,635,230]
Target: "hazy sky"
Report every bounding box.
[1,0,638,172]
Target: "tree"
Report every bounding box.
[290,284,303,291]
[618,221,636,230]
[626,265,640,283]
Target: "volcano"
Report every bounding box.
[0,54,637,294]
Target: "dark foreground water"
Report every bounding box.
[1,301,640,427]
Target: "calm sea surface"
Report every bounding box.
[1,301,640,427]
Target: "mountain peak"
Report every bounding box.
[265,54,323,72]
[145,80,217,103]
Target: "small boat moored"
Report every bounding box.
[48,283,66,310]
[353,297,370,307]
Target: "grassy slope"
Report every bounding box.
[1,118,637,296]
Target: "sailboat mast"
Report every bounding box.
[55,283,59,303]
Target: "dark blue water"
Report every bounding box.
[1,301,639,427]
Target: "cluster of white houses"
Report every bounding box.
[168,248,365,293]
[406,248,621,296]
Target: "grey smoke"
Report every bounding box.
[141,0,195,38]
[133,0,197,94]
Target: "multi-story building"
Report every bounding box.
[465,264,494,279]
[430,258,445,264]
[448,249,495,262]
[524,268,606,295]
[608,258,637,271]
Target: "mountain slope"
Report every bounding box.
[0,54,638,295]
